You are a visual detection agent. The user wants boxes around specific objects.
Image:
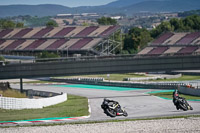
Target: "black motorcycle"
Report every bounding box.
[173,97,193,111]
[101,98,128,117]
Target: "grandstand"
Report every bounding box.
[138,32,200,56]
[0,25,120,56]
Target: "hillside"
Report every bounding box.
[0,0,200,17]
[123,0,200,14]
[0,4,73,17]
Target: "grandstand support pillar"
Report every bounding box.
[20,78,23,93]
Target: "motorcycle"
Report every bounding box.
[173,97,193,111]
[101,98,128,117]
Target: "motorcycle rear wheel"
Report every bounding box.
[179,103,188,111]
[105,108,117,117]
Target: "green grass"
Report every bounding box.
[57,73,148,81]
[150,91,200,100]
[0,94,89,122]
[152,75,200,81]
[0,89,27,98]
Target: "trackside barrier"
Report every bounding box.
[50,78,185,90]
[179,86,200,96]
[0,93,67,109]
[124,74,182,81]
[51,77,104,82]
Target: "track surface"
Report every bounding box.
[4,84,200,125]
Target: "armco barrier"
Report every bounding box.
[0,93,67,109]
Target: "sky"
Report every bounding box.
[0,0,117,7]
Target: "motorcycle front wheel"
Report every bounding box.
[123,110,128,117]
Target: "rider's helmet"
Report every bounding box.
[174,89,179,97]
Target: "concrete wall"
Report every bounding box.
[0,93,67,109]
[179,86,200,96]
[1,55,200,79]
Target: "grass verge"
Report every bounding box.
[0,89,27,98]
[150,91,200,100]
[0,94,89,122]
[152,75,200,81]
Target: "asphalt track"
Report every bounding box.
[3,84,200,126]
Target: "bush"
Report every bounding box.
[0,56,5,61]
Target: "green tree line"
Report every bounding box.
[0,19,24,29]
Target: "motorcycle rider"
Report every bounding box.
[101,98,127,117]
[173,89,180,110]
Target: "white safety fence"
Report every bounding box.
[0,93,67,109]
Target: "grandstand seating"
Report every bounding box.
[16,40,35,50]
[151,32,174,45]
[69,38,93,50]
[75,26,99,37]
[36,39,56,50]
[195,48,200,53]
[24,39,47,50]
[177,46,198,54]
[100,25,119,37]
[31,27,53,38]
[192,36,200,44]
[163,33,187,45]
[176,32,200,44]
[0,40,6,46]
[0,26,119,55]
[53,27,75,37]
[67,27,85,37]
[60,39,80,50]
[43,28,62,38]
[138,47,154,55]
[12,28,33,38]
[89,26,109,37]
[0,29,13,38]
[82,38,102,50]
[23,28,41,38]
[0,40,14,50]
[46,39,69,50]
[4,40,26,50]
[164,47,183,54]
[148,47,168,55]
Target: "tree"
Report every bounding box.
[97,17,117,25]
[123,27,152,54]
[183,15,200,30]
[0,56,5,61]
[37,51,60,59]
[46,20,58,27]
[16,22,24,28]
[2,20,15,29]
[151,21,173,38]
[170,18,184,31]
